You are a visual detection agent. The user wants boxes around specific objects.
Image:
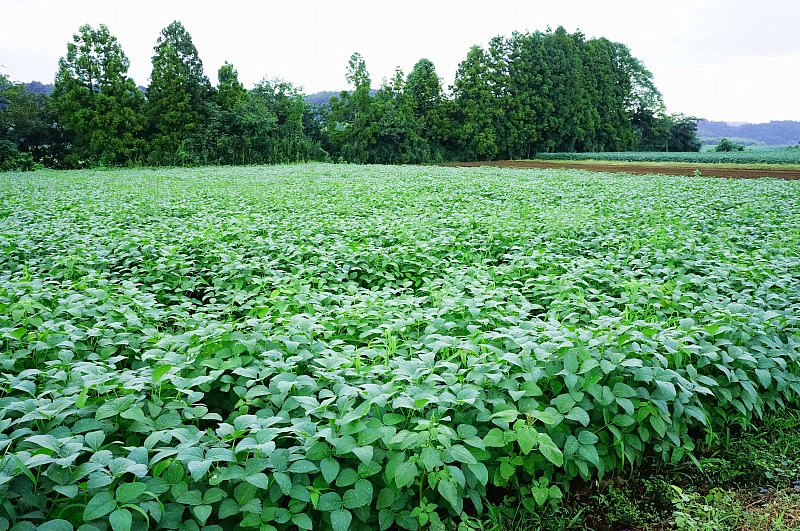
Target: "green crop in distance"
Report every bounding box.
[536,150,800,164]
[0,164,799,530]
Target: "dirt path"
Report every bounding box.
[445,160,800,180]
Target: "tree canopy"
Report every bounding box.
[1,23,702,170]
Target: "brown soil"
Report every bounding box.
[444,160,800,180]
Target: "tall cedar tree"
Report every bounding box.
[53,24,145,167]
[146,21,211,165]
[328,53,374,163]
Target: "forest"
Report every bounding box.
[0,21,702,171]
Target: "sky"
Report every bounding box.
[2,0,799,123]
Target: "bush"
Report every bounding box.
[0,140,34,171]
[714,138,745,152]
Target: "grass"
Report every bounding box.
[479,409,800,530]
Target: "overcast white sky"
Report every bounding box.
[2,0,799,123]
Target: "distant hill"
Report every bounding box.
[20,81,147,95]
[304,89,378,106]
[304,91,342,106]
[698,120,800,146]
[23,81,54,95]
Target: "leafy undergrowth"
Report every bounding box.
[1,164,799,530]
[476,410,800,530]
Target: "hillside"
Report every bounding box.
[698,119,800,145]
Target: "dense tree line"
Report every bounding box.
[1,22,700,170]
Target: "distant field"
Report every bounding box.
[536,150,800,165]
[2,165,799,530]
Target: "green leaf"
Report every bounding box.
[449,445,477,465]
[321,457,340,484]
[483,428,506,447]
[566,407,590,427]
[203,487,227,504]
[84,430,105,451]
[84,492,116,521]
[343,479,373,508]
[109,508,132,531]
[537,433,564,467]
[755,369,771,388]
[351,445,373,465]
[467,462,489,486]
[490,409,518,423]
[37,520,73,531]
[245,473,269,489]
[288,460,318,474]
[318,492,343,511]
[218,498,239,519]
[552,394,575,413]
[376,487,396,509]
[578,430,599,445]
[188,459,212,481]
[115,482,147,504]
[532,486,549,506]
[517,427,538,455]
[395,461,417,488]
[612,382,636,398]
[437,478,459,509]
[153,364,172,383]
[654,380,677,401]
[331,509,353,531]
[193,505,212,525]
[273,471,292,495]
[292,513,313,530]
[421,447,443,471]
[383,413,405,425]
[335,468,359,487]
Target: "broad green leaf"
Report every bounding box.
[115,482,147,503]
[331,509,353,531]
[84,492,116,521]
[321,457,340,484]
[109,508,132,531]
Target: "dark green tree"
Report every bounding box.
[0,73,65,169]
[450,45,498,160]
[715,138,744,152]
[146,20,211,164]
[404,59,447,159]
[667,115,702,152]
[328,52,375,163]
[52,24,145,166]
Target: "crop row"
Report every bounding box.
[535,150,800,164]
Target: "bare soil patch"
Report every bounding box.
[445,160,800,179]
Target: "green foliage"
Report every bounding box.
[3,23,696,169]
[0,73,64,168]
[146,20,211,165]
[715,138,745,152]
[1,164,799,529]
[52,24,146,167]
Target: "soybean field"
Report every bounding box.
[1,165,799,530]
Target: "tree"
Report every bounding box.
[667,115,702,152]
[216,62,247,110]
[1,73,65,169]
[52,24,145,166]
[328,52,375,163]
[450,45,498,160]
[146,20,211,164]
[715,138,744,152]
